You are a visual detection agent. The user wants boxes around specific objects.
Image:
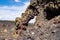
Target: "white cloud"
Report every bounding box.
[0,2,35,23]
[15,0,20,2]
[0,2,30,21]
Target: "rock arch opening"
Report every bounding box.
[29,16,36,23]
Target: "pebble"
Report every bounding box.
[31,31,35,35]
[3,29,8,33]
[5,39,8,40]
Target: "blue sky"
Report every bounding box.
[0,0,30,20]
[0,0,36,23]
[0,0,30,6]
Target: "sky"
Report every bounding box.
[0,0,30,20]
[0,0,36,23]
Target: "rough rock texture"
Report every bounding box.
[0,21,34,40]
[15,0,60,40]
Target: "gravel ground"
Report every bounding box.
[0,20,60,40]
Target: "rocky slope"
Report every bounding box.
[0,20,16,40]
[0,20,33,40]
[15,0,60,40]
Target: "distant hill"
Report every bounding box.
[0,20,14,24]
[0,20,15,28]
[0,20,33,27]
